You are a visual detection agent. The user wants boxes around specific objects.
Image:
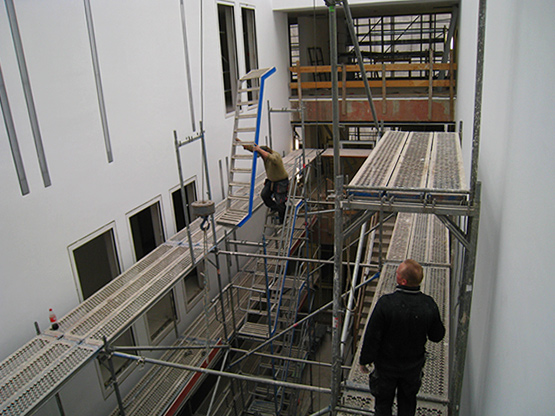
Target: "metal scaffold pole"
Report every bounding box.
[174,130,197,267]
[451,184,481,415]
[469,0,486,205]
[327,1,344,414]
[341,0,381,135]
[102,337,126,416]
[112,351,332,395]
[200,121,230,342]
[451,0,486,413]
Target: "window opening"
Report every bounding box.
[346,126,380,149]
[172,180,197,232]
[72,227,120,300]
[129,201,165,261]
[349,11,452,78]
[242,7,259,101]
[184,264,205,306]
[98,328,136,389]
[146,291,177,342]
[218,4,239,113]
[288,19,299,81]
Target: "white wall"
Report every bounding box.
[457,0,555,415]
[0,0,293,378]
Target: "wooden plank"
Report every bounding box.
[290,79,452,90]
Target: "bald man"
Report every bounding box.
[359,259,445,416]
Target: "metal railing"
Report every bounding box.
[290,58,456,119]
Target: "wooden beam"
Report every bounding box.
[290,79,453,90]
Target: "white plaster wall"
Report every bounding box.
[457,0,555,414]
[0,0,293,375]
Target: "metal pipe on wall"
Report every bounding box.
[340,221,368,358]
[179,0,196,132]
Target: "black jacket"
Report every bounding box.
[359,285,445,374]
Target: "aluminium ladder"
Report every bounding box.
[218,67,276,227]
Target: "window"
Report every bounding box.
[288,19,299,81]
[146,291,177,342]
[242,7,259,101]
[218,4,239,112]
[171,180,197,232]
[71,226,121,300]
[350,12,453,77]
[345,126,380,149]
[129,201,165,261]
[98,328,136,390]
[184,264,205,306]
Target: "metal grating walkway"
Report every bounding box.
[341,212,451,415]
[108,257,261,416]
[346,131,468,211]
[0,149,320,416]
[0,336,97,416]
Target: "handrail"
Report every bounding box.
[290,60,456,119]
[292,62,456,73]
[271,198,305,335]
[289,62,456,91]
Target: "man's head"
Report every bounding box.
[259,145,272,153]
[396,259,423,287]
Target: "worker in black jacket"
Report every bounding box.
[359,259,445,416]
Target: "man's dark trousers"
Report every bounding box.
[370,367,422,416]
[261,178,288,223]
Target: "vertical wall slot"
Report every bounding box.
[84,0,113,163]
[5,0,51,187]
[0,62,30,195]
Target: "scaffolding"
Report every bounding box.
[0,128,480,416]
[0,1,483,415]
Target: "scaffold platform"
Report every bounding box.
[345,131,470,216]
[340,212,451,416]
